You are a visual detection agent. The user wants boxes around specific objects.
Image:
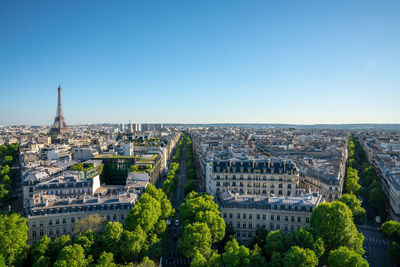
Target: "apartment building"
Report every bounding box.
[217,190,322,243]
[210,156,299,197]
[27,192,138,244]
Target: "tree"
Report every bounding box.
[195,210,226,243]
[249,245,267,266]
[0,213,29,266]
[145,184,174,219]
[125,193,161,233]
[328,246,368,267]
[179,222,212,258]
[73,214,105,235]
[269,252,283,267]
[102,222,124,255]
[221,239,251,267]
[369,186,387,213]
[96,251,117,267]
[120,227,147,263]
[184,180,197,194]
[285,228,324,258]
[380,220,400,241]
[47,235,71,261]
[346,178,361,195]
[2,156,13,166]
[31,235,51,262]
[191,250,208,267]
[32,255,51,267]
[179,192,220,226]
[283,246,318,267]
[264,230,287,256]
[338,194,366,225]
[54,244,90,267]
[389,242,400,262]
[75,231,95,254]
[310,201,364,254]
[249,227,269,250]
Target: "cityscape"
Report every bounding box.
[1,1,400,267]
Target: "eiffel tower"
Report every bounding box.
[49,84,70,136]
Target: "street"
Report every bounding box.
[161,139,189,266]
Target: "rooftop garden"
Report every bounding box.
[70,163,94,172]
[130,164,152,173]
[94,154,139,159]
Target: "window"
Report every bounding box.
[288,184,292,189]
[237,213,240,219]
[298,217,301,222]
[243,232,246,238]
[285,216,288,221]
[249,222,252,229]
[32,231,36,238]
[263,214,266,220]
[48,220,53,226]
[229,213,233,219]
[271,215,274,220]
[223,213,227,218]
[243,223,246,228]
[277,224,280,230]
[279,184,283,188]
[49,230,53,236]
[113,214,117,220]
[257,214,260,220]
[216,182,220,186]
[39,221,43,227]
[291,216,294,222]
[107,215,110,220]
[278,190,283,195]
[243,213,246,219]
[71,217,75,223]
[270,223,274,230]
[63,228,67,234]
[306,217,310,223]
[56,219,59,225]
[277,215,280,221]
[39,229,43,237]
[32,221,36,227]
[249,214,252,219]
[121,214,125,220]
[237,222,240,228]
[62,218,66,224]
[285,225,288,231]
[237,232,241,238]
[56,229,60,235]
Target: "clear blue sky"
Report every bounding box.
[1,0,399,125]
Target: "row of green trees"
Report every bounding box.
[341,134,367,225]
[0,143,19,202]
[0,183,174,266]
[162,135,185,197]
[348,133,388,219]
[184,133,197,194]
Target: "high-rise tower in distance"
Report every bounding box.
[49,84,70,136]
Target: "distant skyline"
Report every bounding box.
[0,0,399,125]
